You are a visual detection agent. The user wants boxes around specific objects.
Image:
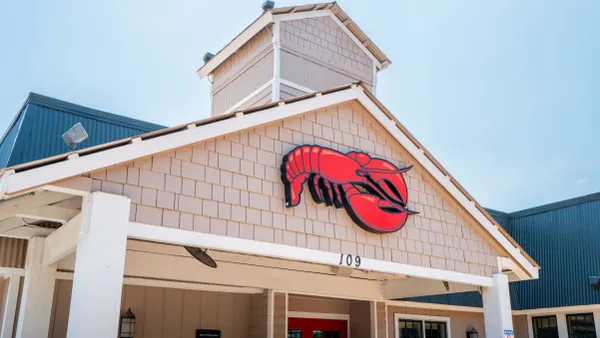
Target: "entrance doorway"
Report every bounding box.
[288,317,348,338]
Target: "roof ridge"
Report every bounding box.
[508,191,600,218]
[27,93,166,131]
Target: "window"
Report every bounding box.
[532,316,558,338]
[395,314,450,338]
[566,313,596,338]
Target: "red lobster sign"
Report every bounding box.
[280,145,417,234]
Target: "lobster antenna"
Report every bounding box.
[361,165,413,175]
[355,165,413,177]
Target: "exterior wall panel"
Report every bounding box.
[48,280,252,338]
[249,292,268,338]
[211,27,274,116]
[0,237,27,269]
[512,315,529,338]
[72,102,502,276]
[280,17,374,86]
[280,51,366,94]
[212,51,274,115]
[289,295,350,315]
[377,301,387,338]
[349,300,371,338]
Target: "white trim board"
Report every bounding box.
[2,84,538,280]
[280,79,315,94]
[219,79,273,116]
[0,268,24,277]
[128,221,493,287]
[393,313,451,338]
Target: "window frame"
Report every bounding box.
[531,315,559,338]
[394,313,451,338]
[566,313,596,338]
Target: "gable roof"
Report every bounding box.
[196,2,391,78]
[0,93,165,168]
[0,83,539,279]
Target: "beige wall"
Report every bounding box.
[249,292,268,338]
[513,315,529,338]
[377,301,387,337]
[48,280,252,338]
[388,305,486,338]
[280,16,374,87]
[212,50,274,115]
[0,237,27,269]
[288,295,350,315]
[349,300,372,338]
[79,101,502,277]
[211,27,274,115]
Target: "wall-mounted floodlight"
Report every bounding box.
[62,122,88,150]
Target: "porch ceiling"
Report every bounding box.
[0,189,82,238]
[55,239,480,301]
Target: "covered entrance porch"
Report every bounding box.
[0,191,517,338]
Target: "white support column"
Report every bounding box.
[593,311,600,338]
[271,20,281,102]
[15,237,57,338]
[556,313,568,338]
[370,301,378,338]
[1,275,20,338]
[482,273,514,338]
[267,289,275,338]
[66,192,130,338]
[526,315,534,338]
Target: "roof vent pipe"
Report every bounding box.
[262,1,275,11]
[203,52,215,63]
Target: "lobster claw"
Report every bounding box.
[363,159,412,207]
[340,184,411,233]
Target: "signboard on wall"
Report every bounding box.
[196,329,221,338]
[280,145,416,234]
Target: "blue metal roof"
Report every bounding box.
[407,194,600,309]
[0,93,165,168]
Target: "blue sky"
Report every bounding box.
[0,0,598,212]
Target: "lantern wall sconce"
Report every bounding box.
[466,327,478,338]
[120,308,136,338]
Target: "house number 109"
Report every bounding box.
[339,253,361,267]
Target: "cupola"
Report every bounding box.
[197,2,391,116]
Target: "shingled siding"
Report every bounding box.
[280,16,374,86]
[211,27,274,115]
[82,101,501,277]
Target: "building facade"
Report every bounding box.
[0,2,595,338]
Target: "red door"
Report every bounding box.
[288,317,348,338]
